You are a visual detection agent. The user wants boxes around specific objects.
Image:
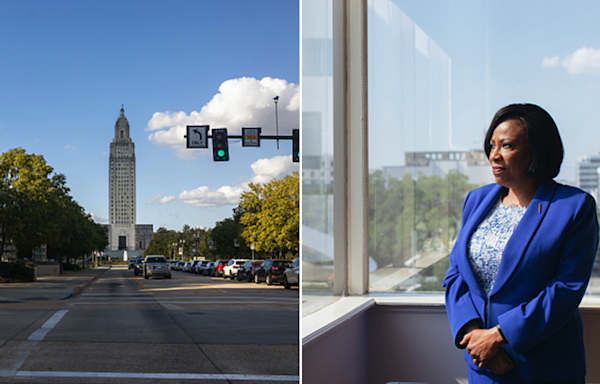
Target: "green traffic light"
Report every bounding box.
[217,149,225,157]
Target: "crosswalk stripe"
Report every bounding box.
[16,370,299,381]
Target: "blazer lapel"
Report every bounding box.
[457,184,504,297]
[490,179,558,296]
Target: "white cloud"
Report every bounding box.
[542,55,560,67]
[543,47,600,74]
[146,77,299,160]
[248,155,297,185]
[146,192,164,204]
[178,155,298,208]
[562,47,600,74]
[179,185,246,207]
[90,212,108,224]
[159,195,176,204]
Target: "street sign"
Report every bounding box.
[242,127,261,147]
[186,125,209,148]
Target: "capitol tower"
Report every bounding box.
[107,106,153,256]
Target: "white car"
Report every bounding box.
[222,259,249,279]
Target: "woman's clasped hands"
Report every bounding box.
[460,327,514,375]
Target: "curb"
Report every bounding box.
[59,266,111,300]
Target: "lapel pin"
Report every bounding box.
[538,203,542,214]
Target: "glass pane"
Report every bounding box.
[301,0,337,316]
[367,0,600,295]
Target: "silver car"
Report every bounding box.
[143,255,172,279]
[283,259,299,289]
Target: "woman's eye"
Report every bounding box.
[502,143,512,148]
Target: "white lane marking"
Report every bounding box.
[27,310,69,341]
[16,371,299,381]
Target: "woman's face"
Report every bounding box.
[488,119,533,189]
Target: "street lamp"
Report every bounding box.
[273,95,279,149]
[180,239,185,261]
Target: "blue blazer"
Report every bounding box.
[444,179,598,381]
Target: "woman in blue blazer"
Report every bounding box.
[444,104,599,383]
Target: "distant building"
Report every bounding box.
[107,107,153,258]
[576,155,600,201]
[382,150,494,186]
[302,155,333,188]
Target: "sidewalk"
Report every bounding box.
[0,266,110,303]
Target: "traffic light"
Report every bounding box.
[292,129,299,163]
[212,128,229,161]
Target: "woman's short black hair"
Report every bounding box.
[484,103,564,180]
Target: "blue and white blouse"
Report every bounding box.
[468,199,527,297]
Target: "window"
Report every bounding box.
[301,0,337,316]
[302,0,600,320]
[366,0,600,296]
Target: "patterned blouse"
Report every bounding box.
[468,198,527,297]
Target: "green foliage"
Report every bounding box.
[211,218,243,259]
[0,262,35,283]
[239,172,299,258]
[369,169,478,270]
[0,148,107,262]
[144,226,212,261]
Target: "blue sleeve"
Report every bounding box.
[443,191,482,348]
[498,193,599,355]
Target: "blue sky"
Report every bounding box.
[0,0,299,231]
[368,0,600,184]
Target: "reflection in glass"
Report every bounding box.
[367,0,600,295]
[301,0,336,316]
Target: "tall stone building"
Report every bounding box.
[107,107,153,257]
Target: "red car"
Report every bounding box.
[212,259,229,277]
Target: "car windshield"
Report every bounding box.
[146,257,166,263]
[273,261,290,267]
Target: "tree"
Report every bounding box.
[0,148,69,259]
[46,197,108,265]
[144,226,212,261]
[0,148,107,264]
[239,172,299,258]
[368,169,478,269]
[144,227,179,258]
[211,218,240,259]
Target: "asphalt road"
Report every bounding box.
[0,265,299,383]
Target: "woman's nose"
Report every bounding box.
[489,147,501,161]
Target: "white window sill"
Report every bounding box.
[302,294,600,346]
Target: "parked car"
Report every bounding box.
[193,260,210,274]
[128,258,137,269]
[133,258,144,276]
[168,260,179,269]
[182,261,192,272]
[254,259,292,285]
[283,259,299,289]
[143,255,171,279]
[188,260,200,273]
[237,260,262,282]
[175,261,185,271]
[202,261,214,276]
[212,259,229,277]
[222,259,249,279]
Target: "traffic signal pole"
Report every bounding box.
[185,125,299,162]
